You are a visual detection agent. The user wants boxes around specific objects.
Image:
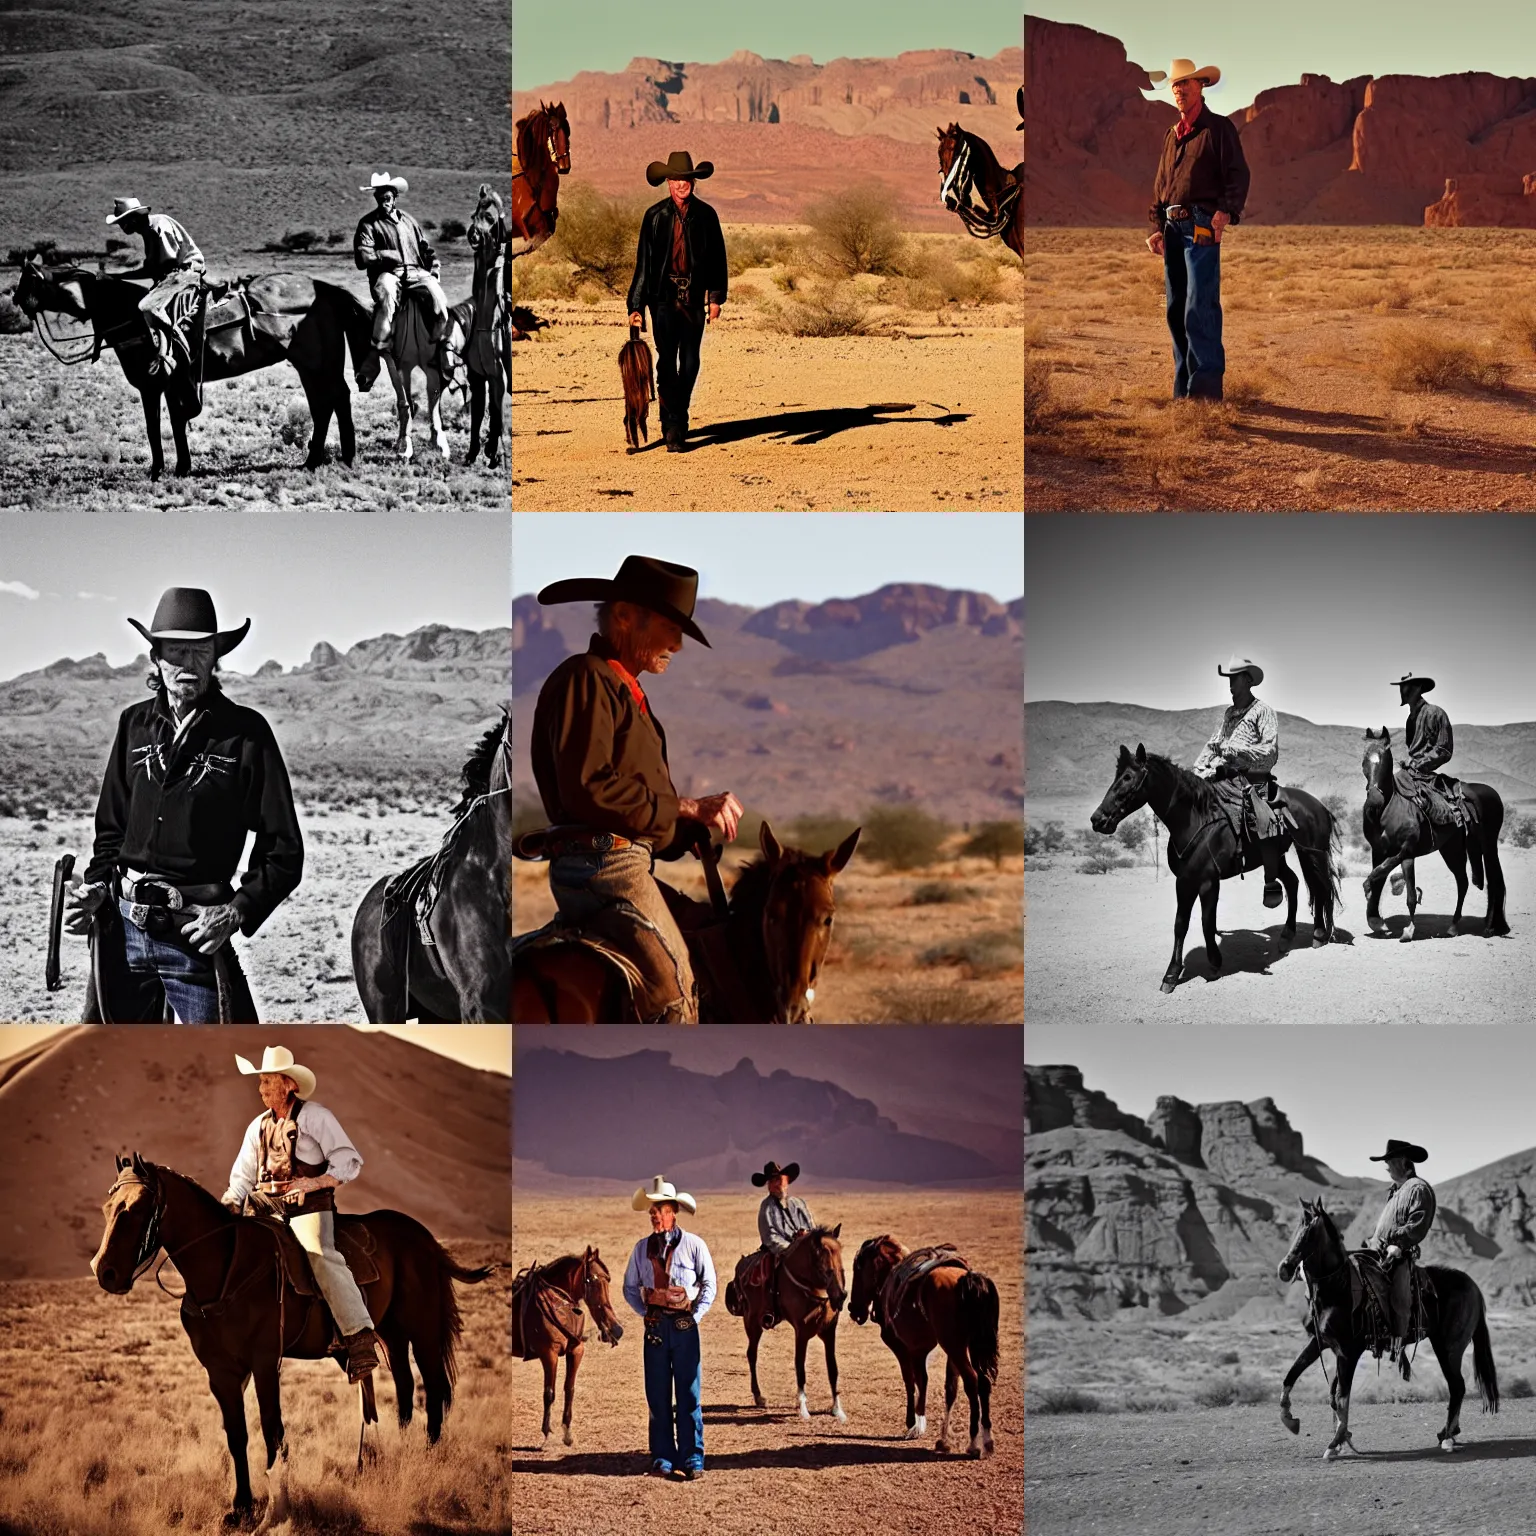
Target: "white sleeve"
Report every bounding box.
[222,1115,264,1207]
[692,1238,718,1320]
[301,1102,363,1184]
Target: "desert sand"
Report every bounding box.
[511,1189,1021,1536]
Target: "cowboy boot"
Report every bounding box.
[343,1328,379,1382]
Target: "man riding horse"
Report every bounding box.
[1391,671,1466,832]
[740,1160,815,1330]
[526,556,743,1023]
[354,172,450,379]
[220,1045,380,1381]
[1192,654,1284,908]
[1366,1138,1436,1364]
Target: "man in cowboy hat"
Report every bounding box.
[626,151,729,451]
[622,1177,717,1480]
[64,587,303,1023]
[106,196,206,408]
[1145,59,1250,401]
[746,1160,815,1330]
[1392,672,1465,830]
[353,173,450,375]
[527,556,743,1023]
[1192,655,1284,907]
[220,1046,379,1381]
[1366,1138,1436,1361]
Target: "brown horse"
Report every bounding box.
[511,1247,623,1449]
[91,1155,496,1526]
[725,1226,848,1422]
[512,100,571,260]
[850,1235,999,1458]
[511,821,860,1023]
[937,123,1023,260]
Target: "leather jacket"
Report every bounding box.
[626,195,728,317]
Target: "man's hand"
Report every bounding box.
[628,311,644,329]
[223,1200,243,1214]
[64,881,109,935]
[707,302,721,324]
[1147,232,1165,256]
[679,791,743,842]
[1211,210,1231,242]
[1385,1244,1403,1263]
[177,901,241,954]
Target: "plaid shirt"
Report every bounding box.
[1192,697,1279,778]
[1370,1176,1436,1254]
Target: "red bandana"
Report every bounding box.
[1174,106,1201,141]
[605,656,649,714]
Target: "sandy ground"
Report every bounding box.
[0,807,453,1023]
[1026,227,1536,511]
[510,296,1022,511]
[0,1246,510,1535]
[1024,838,1533,1026]
[513,853,1023,1023]
[511,1190,1022,1536]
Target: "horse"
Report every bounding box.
[13,258,373,479]
[512,100,570,262]
[463,184,510,466]
[352,713,512,1022]
[1361,728,1508,942]
[850,1235,999,1458]
[725,1226,848,1423]
[937,122,1023,260]
[511,1247,623,1450]
[1276,1197,1498,1459]
[510,821,860,1024]
[92,1154,496,1525]
[1090,744,1345,993]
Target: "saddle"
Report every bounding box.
[882,1244,969,1326]
[726,1249,779,1323]
[1347,1249,1430,1361]
[379,801,487,989]
[254,1210,380,1300]
[511,923,648,1019]
[1395,770,1475,833]
[1208,776,1297,846]
[510,1264,585,1359]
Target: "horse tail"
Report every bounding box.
[1473,1299,1500,1413]
[957,1270,1000,1385]
[725,1280,740,1316]
[1474,787,1510,935]
[1297,805,1344,920]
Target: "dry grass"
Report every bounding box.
[1377,327,1511,393]
[1024,358,1058,434]
[762,281,878,338]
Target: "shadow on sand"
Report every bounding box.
[510,1437,944,1476]
[1181,924,1356,986]
[687,402,971,449]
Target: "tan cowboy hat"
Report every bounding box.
[361,172,409,195]
[1217,654,1264,686]
[1147,59,1222,88]
[632,1175,697,1214]
[106,197,150,225]
[128,587,250,657]
[646,150,714,187]
[235,1045,316,1100]
[1391,671,1435,693]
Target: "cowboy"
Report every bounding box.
[220,1046,379,1381]
[1366,1138,1436,1362]
[528,556,743,1023]
[63,588,303,1023]
[1145,60,1250,401]
[106,196,206,401]
[1392,671,1465,831]
[626,152,728,452]
[748,1160,815,1330]
[1192,655,1284,908]
[353,173,450,372]
[621,1177,716,1480]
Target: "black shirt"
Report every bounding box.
[1149,104,1251,225]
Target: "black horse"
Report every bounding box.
[1361,728,1508,942]
[1090,745,1344,992]
[1276,1197,1498,1459]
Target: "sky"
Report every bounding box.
[513,0,1022,92]
[1028,1024,1536,1182]
[512,512,1023,607]
[1026,2,1536,113]
[1025,514,1536,725]
[0,512,510,677]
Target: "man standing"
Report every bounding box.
[627,152,728,452]
[64,587,303,1022]
[1392,670,1465,830]
[622,1177,717,1480]
[1366,1138,1436,1361]
[106,196,206,413]
[354,172,450,375]
[1145,59,1250,401]
[750,1159,815,1329]
[221,1045,379,1381]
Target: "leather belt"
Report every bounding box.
[516,829,635,859]
[118,871,232,931]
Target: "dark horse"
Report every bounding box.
[937,122,1023,260]
[1361,728,1508,942]
[511,821,860,1024]
[1091,744,1345,992]
[851,1236,999,1458]
[1276,1197,1498,1458]
[462,184,510,466]
[92,1155,495,1524]
[14,258,373,479]
[511,1247,623,1450]
[353,712,512,1022]
[725,1226,848,1422]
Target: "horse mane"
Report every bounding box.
[155,1161,235,1222]
[452,711,508,818]
[543,1250,610,1280]
[1142,751,1219,816]
[727,849,829,918]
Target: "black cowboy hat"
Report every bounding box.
[537,555,711,646]
[646,150,715,187]
[1370,1139,1428,1164]
[128,587,250,656]
[1390,671,1435,693]
[751,1160,800,1187]
[1016,85,1024,128]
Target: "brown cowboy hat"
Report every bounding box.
[646,150,714,186]
[128,587,250,656]
[1015,85,1024,128]
[1369,1139,1428,1164]
[537,555,711,646]
[751,1161,800,1188]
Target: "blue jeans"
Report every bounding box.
[1163,216,1225,399]
[119,900,221,1024]
[643,1312,703,1471]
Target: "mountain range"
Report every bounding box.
[513,584,1023,827]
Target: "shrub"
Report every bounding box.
[1503,307,1536,359]
[860,805,950,870]
[548,182,647,294]
[273,228,323,253]
[909,882,980,906]
[511,259,576,302]
[962,820,1025,868]
[1115,817,1147,853]
[1506,1375,1535,1399]
[325,229,347,246]
[273,401,311,447]
[1028,1387,1101,1415]
[765,283,876,337]
[803,181,902,276]
[1379,328,1510,393]
[1038,822,1067,853]
[1508,814,1536,850]
[1024,359,1058,433]
[918,929,1022,976]
[1079,852,1134,875]
[0,295,31,335]
[1192,1374,1270,1408]
[787,813,861,855]
[727,228,797,276]
[867,983,1017,1023]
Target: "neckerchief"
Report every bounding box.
[605,656,649,715]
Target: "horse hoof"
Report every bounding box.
[934,1439,950,1455]
[563,1429,573,1447]
[967,1446,982,1460]
[1400,930,1414,944]
[1441,1438,1457,1453]
[1208,952,1222,972]
[1160,979,1177,994]
[1323,1446,1339,1462]
[1390,874,1405,896]
[1446,924,1460,938]
[1282,1416,1300,1435]
[833,1406,847,1423]
[1312,932,1327,948]
[753,1394,767,1410]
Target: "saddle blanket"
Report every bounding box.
[511,1266,584,1359]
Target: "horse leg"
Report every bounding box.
[252,1357,290,1524]
[1323,1351,1360,1459]
[824,1320,846,1422]
[140,388,167,481]
[1441,844,1468,938]
[379,1319,415,1428]
[169,399,192,477]
[1279,1335,1321,1434]
[1365,846,1405,935]
[1484,835,1511,936]
[1161,876,1199,992]
[1198,878,1222,975]
[465,376,484,465]
[794,1326,811,1420]
[428,375,450,460]
[747,1319,767,1409]
[298,370,333,470]
[561,1339,583,1447]
[912,1351,930,1439]
[486,373,504,467]
[1278,856,1299,948]
[895,1348,919,1437]
[1400,855,1419,943]
[935,1357,958,1454]
[208,1366,255,1520]
[539,1350,556,1448]
[1430,1331,1466,1450]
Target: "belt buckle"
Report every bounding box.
[592,832,615,853]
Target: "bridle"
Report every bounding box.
[1282,1207,1348,1395]
[781,1233,844,1308]
[939,130,1021,239]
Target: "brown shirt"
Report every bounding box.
[1149,104,1251,225]
[530,635,681,847]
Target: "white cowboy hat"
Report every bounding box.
[106,196,150,225]
[1217,654,1265,686]
[360,172,409,195]
[235,1045,316,1100]
[1147,59,1222,88]
[632,1176,696,1214]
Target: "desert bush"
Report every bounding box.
[1023,820,1067,856]
[1192,1374,1271,1408]
[787,813,862,855]
[1028,1386,1101,1415]
[548,181,647,294]
[1221,368,1282,410]
[1508,814,1536,850]
[1506,1375,1535,1399]
[0,295,31,334]
[861,805,950,870]
[272,400,311,447]
[918,929,1022,976]
[272,228,323,253]
[1379,327,1510,393]
[764,282,877,337]
[962,820,1025,867]
[804,181,902,276]
[867,982,1017,1023]
[1023,318,1049,350]
[511,259,576,302]
[727,228,797,276]
[1120,1392,1183,1413]
[1320,792,1350,823]
[909,881,980,905]
[1503,306,1536,358]
[1024,358,1058,433]
[1115,816,1147,854]
[438,218,467,242]
[1079,851,1135,875]
[325,229,347,246]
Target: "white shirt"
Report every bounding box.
[622,1227,717,1320]
[221,1098,363,1207]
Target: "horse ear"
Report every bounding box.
[825,827,861,876]
[1382,728,1391,743]
[831,1222,842,1238]
[132,1151,147,1176]
[760,820,784,865]
[116,1153,129,1171]
[1135,743,1147,763]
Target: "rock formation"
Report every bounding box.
[1425,173,1536,227]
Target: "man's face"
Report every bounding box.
[1228,671,1254,703]
[156,638,217,709]
[1384,1156,1412,1182]
[767,1174,788,1199]
[123,211,149,237]
[376,189,397,216]
[1400,683,1422,708]
[258,1073,296,1114]
[1172,76,1205,114]
[618,606,684,675]
[668,177,693,205]
[649,1201,678,1233]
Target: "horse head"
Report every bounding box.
[754,820,860,1024]
[542,100,572,174]
[1362,727,1394,803]
[792,1225,848,1313]
[936,123,965,194]
[1277,1196,1341,1285]
[580,1246,624,1346]
[92,1152,162,1294]
[1090,744,1152,834]
[849,1233,899,1325]
[13,256,87,322]
[468,184,507,252]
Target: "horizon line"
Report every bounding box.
[1025,698,1536,731]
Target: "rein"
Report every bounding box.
[941,134,1022,238]
[32,305,98,366]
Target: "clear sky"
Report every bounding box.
[1028,1024,1536,1182]
[513,512,1023,606]
[0,512,510,677]
[513,0,1022,92]
[1027,2,1536,113]
[1025,514,1536,725]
